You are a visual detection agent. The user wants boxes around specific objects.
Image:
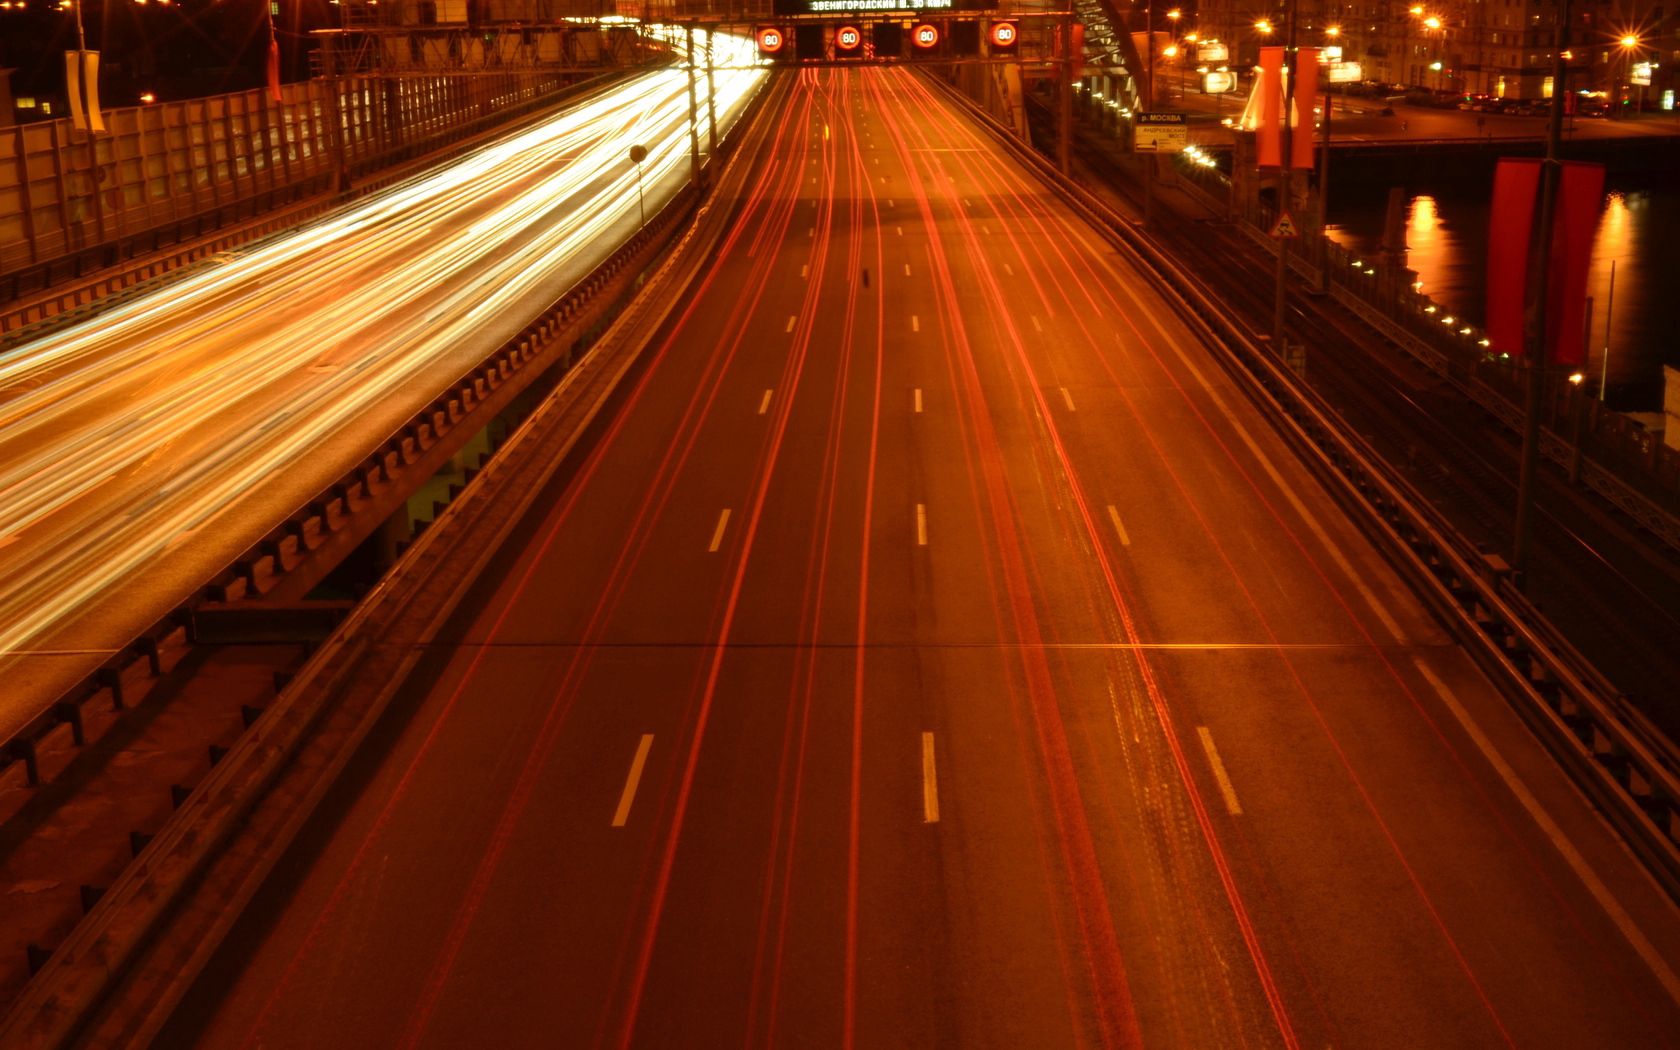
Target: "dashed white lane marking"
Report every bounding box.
[785,315,797,333]
[800,264,808,278]
[896,226,903,237]
[911,315,920,332]
[808,226,815,236]
[916,503,928,546]
[887,200,894,208]
[1106,504,1132,546]
[921,732,941,823]
[1412,658,1680,1007]
[1003,263,1014,277]
[708,509,732,553]
[611,734,656,827]
[981,224,990,235]
[1031,315,1043,333]
[903,263,911,277]
[913,388,923,414]
[1060,387,1076,412]
[1197,727,1243,816]
[758,390,773,415]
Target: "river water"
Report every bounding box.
[1324,175,1678,412]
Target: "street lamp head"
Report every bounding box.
[1166,7,1181,19]
[1409,5,1424,15]
[1619,34,1639,49]
[1255,18,1273,34]
[1162,44,1179,56]
[1423,16,1441,30]
[1326,25,1341,36]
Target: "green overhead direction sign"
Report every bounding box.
[1136,112,1188,153]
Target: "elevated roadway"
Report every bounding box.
[0,49,763,747]
[163,66,1680,1047]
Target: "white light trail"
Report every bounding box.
[0,32,765,726]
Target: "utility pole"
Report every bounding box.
[1512,0,1570,586]
[705,29,717,155]
[1142,2,1155,226]
[1271,0,1297,348]
[1317,69,1332,293]
[685,25,702,189]
[1058,16,1074,175]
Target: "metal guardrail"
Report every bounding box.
[933,74,1680,899]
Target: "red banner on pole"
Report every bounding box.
[1546,160,1605,367]
[1486,158,1540,358]
[1291,48,1320,170]
[1485,158,1605,363]
[267,34,283,105]
[1257,46,1283,168]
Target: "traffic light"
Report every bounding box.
[988,20,1019,55]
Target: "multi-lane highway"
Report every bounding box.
[163,67,1680,1047]
[0,45,762,744]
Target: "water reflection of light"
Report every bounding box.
[1587,191,1641,394]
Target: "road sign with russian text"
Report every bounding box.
[1136,112,1188,152]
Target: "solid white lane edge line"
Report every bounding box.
[1413,658,1680,1006]
[611,734,655,827]
[916,503,928,546]
[785,315,797,333]
[921,732,940,823]
[911,315,920,332]
[1060,387,1076,412]
[758,390,773,415]
[1197,727,1244,816]
[914,388,923,414]
[708,509,732,553]
[1106,504,1132,546]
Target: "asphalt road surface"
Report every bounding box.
[163,66,1680,1049]
[0,50,762,745]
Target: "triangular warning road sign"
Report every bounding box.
[1270,212,1299,239]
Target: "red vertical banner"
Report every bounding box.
[1486,158,1540,357]
[1291,48,1320,169]
[1545,160,1605,367]
[1257,46,1283,168]
[267,34,283,105]
[1071,23,1085,63]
